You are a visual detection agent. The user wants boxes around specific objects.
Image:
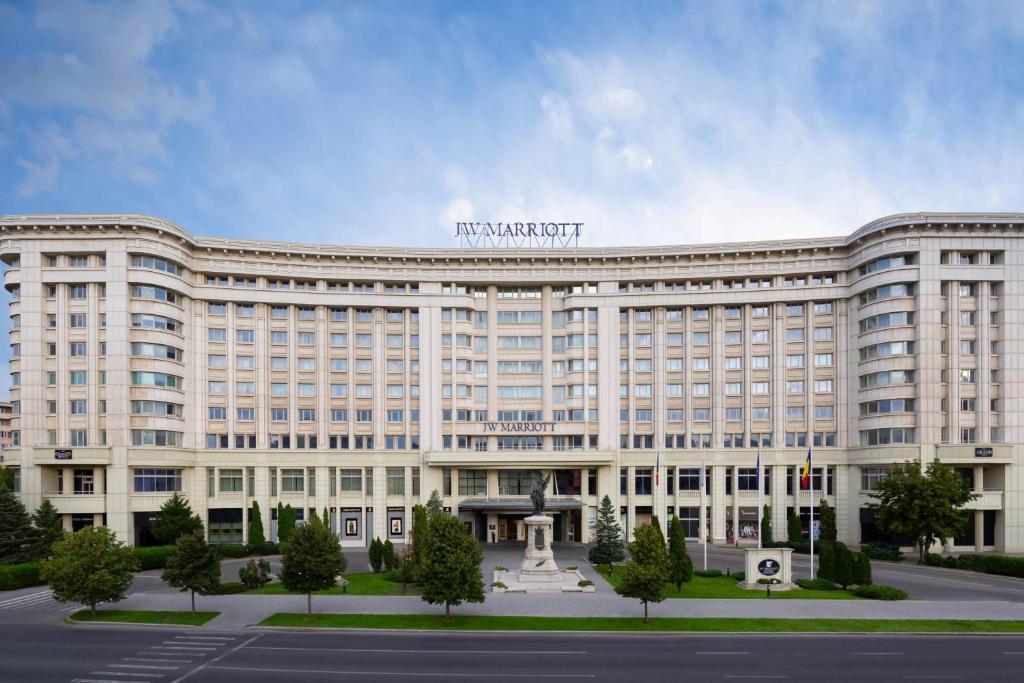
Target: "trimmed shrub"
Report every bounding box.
[382,539,397,572]
[854,552,873,586]
[0,562,43,590]
[855,584,908,600]
[694,569,722,578]
[941,555,960,569]
[922,553,944,567]
[368,538,383,573]
[731,571,745,582]
[795,577,841,591]
[381,569,403,583]
[214,544,250,559]
[491,581,507,589]
[861,542,903,561]
[957,554,1024,578]
[214,581,247,595]
[817,541,835,581]
[578,579,594,587]
[247,542,280,556]
[757,577,781,585]
[134,545,175,571]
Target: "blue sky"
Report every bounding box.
[2,0,1024,248]
[1,1,1024,389]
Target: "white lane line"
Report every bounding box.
[169,633,263,683]
[853,652,905,655]
[72,679,124,683]
[244,646,589,655]
[1003,651,1024,654]
[91,673,165,678]
[124,658,190,663]
[722,677,788,680]
[172,636,235,641]
[901,677,963,680]
[0,591,49,607]
[696,651,750,655]
[158,643,217,650]
[207,666,596,679]
[150,646,214,652]
[108,664,180,671]
[0,593,53,608]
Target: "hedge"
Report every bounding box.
[134,545,175,570]
[861,542,903,561]
[213,581,247,595]
[925,553,1024,579]
[795,577,841,591]
[214,542,280,559]
[0,562,43,591]
[854,584,908,600]
[694,569,722,578]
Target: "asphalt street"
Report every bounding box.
[3,622,1024,683]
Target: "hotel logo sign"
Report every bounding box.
[455,222,583,248]
[482,422,557,433]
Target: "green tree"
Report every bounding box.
[418,513,484,620]
[589,495,626,571]
[162,532,221,613]
[239,558,271,589]
[0,466,14,492]
[817,541,835,582]
[651,515,662,534]
[368,537,384,572]
[667,516,693,591]
[42,526,139,615]
[760,505,773,546]
[248,501,266,547]
[277,504,296,546]
[382,538,397,571]
[323,507,331,529]
[615,524,669,622]
[425,489,444,517]
[0,485,38,564]
[280,515,347,617]
[787,510,804,544]
[32,499,64,559]
[854,552,872,586]
[818,499,837,543]
[410,504,430,581]
[869,460,978,562]
[151,493,204,545]
[832,542,856,589]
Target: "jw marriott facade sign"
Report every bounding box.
[455,221,583,248]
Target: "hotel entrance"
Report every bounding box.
[497,515,525,542]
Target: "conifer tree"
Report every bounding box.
[667,515,693,591]
[589,495,626,570]
[787,510,804,544]
[818,499,837,543]
[248,501,266,547]
[151,493,204,545]
[277,504,296,545]
[32,499,64,559]
[760,504,773,546]
[0,484,38,563]
[368,537,384,572]
[383,538,397,571]
[425,489,444,517]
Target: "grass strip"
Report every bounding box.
[597,570,860,600]
[70,609,219,626]
[245,572,419,596]
[258,613,1024,633]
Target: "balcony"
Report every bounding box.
[967,489,1003,511]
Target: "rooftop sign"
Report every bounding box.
[455,222,582,248]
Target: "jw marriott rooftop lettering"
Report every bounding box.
[482,421,557,433]
[455,221,583,248]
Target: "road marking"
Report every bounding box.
[901,677,963,680]
[244,645,589,655]
[853,652,905,655]
[1003,652,1024,654]
[124,658,191,664]
[91,673,165,678]
[172,636,235,641]
[157,644,217,650]
[207,666,596,678]
[169,633,263,683]
[72,679,126,683]
[696,651,750,655]
[0,591,52,608]
[722,677,788,680]
[108,664,180,671]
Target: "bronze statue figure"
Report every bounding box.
[530,471,551,515]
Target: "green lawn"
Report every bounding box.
[259,613,1024,633]
[597,568,860,600]
[245,572,419,596]
[70,610,218,626]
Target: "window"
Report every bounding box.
[860,428,915,446]
[132,313,182,332]
[387,468,405,495]
[219,469,243,493]
[692,332,710,345]
[860,466,893,491]
[131,430,183,446]
[751,330,769,344]
[209,406,226,420]
[814,353,833,367]
[787,328,805,342]
[281,469,304,493]
[237,407,254,421]
[458,470,487,496]
[692,383,710,397]
[814,327,833,341]
[134,468,182,493]
[814,379,833,393]
[786,354,805,368]
[634,469,652,495]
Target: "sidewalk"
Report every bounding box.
[109,589,1024,631]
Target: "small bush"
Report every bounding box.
[491,581,507,589]
[250,542,280,556]
[239,558,271,589]
[732,571,745,582]
[134,545,175,570]
[578,579,594,587]
[922,553,944,567]
[757,577,781,585]
[0,562,43,591]
[861,542,903,561]
[214,544,250,559]
[214,581,248,595]
[941,556,960,569]
[381,569,403,583]
[854,584,908,601]
[494,565,508,572]
[795,577,841,591]
[694,569,722,578]
[565,566,578,571]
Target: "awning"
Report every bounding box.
[457,497,583,512]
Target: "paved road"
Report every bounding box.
[4,622,1024,682]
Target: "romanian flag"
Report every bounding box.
[655,451,660,486]
[800,448,812,490]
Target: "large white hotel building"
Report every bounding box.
[2,213,1022,552]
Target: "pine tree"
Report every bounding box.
[0,484,38,564]
[42,526,139,615]
[651,515,662,534]
[589,495,626,570]
[760,505,773,546]
[323,507,331,531]
[278,504,296,546]
[853,552,872,586]
[382,538,397,571]
[615,524,669,622]
[832,542,856,589]
[819,499,837,542]
[248,502,266,547]
[787,510,804,544]
[817,540,835,581]
[410,504,430,581]
[162,532,221,613]
[418,513,484,620]
[151,493,204,545]
[426,490,444,517]
[0,466,14,492]
[368,537,384,572]
[32,499,64,559]
[667,515,693,591]
[280,515,347,617]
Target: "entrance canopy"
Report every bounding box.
[457,497,583,513]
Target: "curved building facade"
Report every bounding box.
[2,212,1022,551]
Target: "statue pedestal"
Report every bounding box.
[519,515,560,581]
[740,547,795,591]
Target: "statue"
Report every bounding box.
[530,471,551,516]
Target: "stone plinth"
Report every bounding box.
[740,547,795,590]
[492,514,596,594]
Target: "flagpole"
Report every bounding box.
[757,449,763,550]
[700,442,707,572]
[809,449,815,579]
